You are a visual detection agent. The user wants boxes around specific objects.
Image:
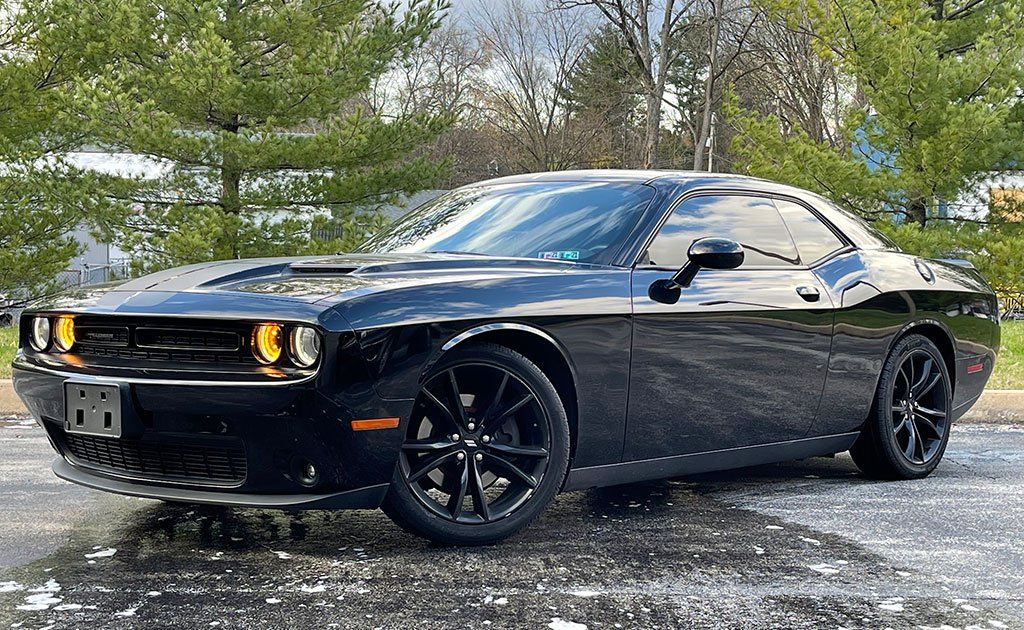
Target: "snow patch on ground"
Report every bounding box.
[878,598,905,612]
[548,618,587,630]
[0,581,24,593]
[15,579,62,611]
[84,547,117,559]
[272,550,292,560]
[569,590,600,598]
[807,563,841,575]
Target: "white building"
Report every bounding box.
[947,171,1024,221]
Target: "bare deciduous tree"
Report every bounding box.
[741,15,847,148]
[557,0,702,168]
[471,0,599,172]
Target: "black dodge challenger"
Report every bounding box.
[12,171,1000,545]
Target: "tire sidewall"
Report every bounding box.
[874,335,952,477]
[384,343,571,545]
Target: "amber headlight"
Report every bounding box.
[252,323,284,365]
[30,317,51,352]
[288,326,321,368]
[53,315,75,352]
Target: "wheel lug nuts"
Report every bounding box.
[456,452,465,461]
[451,433,460,441]
[474,453,483,461]
[467,422,476,431]
[481,435,491,443]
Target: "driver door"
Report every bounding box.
[624,193,834,461]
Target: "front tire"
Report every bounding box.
[850,334,952,480]
[382,343,570,545]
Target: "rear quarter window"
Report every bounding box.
[774,199,846,264]
[817,199,900,251]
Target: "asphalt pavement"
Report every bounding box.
[0,415,1021,629]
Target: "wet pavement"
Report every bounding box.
[0,415,1021,629]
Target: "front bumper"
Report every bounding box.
[13,356,411,509]
[52,458,388,509]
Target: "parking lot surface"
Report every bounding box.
[1,416,1021,629]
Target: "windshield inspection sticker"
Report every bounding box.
[539,250,580,261]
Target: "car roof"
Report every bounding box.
[472,169,813,196]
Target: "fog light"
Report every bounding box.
[299,461,319,486]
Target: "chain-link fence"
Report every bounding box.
[56,260,132,289]
[999,290,1024,321]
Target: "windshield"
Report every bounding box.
[357,181,656,265]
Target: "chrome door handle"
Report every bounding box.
[796,286,820,302]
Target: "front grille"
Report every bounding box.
[71,317,257,366]
[78,344,245,364]
[77,326,130,346]
[136,327,240,351]
[60,431,247,484]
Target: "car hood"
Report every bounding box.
[65,253,602,306]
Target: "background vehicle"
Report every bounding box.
[12,171,1000,544]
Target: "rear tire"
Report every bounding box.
[850,334,952,480]
[382,343,570,545]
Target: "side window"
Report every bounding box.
[646,195,799,268]
[774,199,846,264]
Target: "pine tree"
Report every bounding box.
[0,0,131,306]
[74,0,451,272]
[727,0,1024,227]
[561,26,644,168]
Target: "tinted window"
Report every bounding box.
[357,181,655,265]
[646,195,799,268]
[774,199,845,264]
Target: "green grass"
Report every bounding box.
[0,326,17,379]
[0,320,1021,387]
[990,320,1024,390]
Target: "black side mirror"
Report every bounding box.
[648,237,744,303]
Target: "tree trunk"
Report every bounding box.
[220,116,242,259]
[219,163,242,259]
[906,197,929,227]
[693,0,723,171]
[642,91,661,168]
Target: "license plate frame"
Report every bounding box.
[64,381,123,438]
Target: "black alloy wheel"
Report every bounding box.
[850,334,953,479]
[889,349,949,465]
[382,343,570,544]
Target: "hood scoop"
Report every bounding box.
[289,261,360,274]
[286,253,579,278]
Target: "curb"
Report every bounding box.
[957,389,1024,424]
[2,379,1023,423]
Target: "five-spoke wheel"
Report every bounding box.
[382,343,570,544]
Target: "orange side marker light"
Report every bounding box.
[350,417,401,431]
